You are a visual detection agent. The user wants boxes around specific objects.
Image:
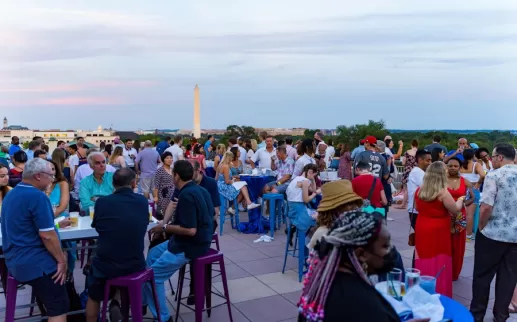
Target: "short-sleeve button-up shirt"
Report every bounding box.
[480,164,517,243]
[274,157,295,181]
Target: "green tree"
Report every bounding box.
[336,120,388,147]
[303,129,320,138]
[22,141,29,149]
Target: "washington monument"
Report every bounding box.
[193,84,201,138]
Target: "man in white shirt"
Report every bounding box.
[164,135,184,165]
[471,143,517,322]
[122,139,138,171]
[406,149,432,224]
[228,137,247,166]
[249,136,276,169]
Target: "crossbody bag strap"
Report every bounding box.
[367,177,377,202]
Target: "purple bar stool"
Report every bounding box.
[175,249,233,322]
[5,275,38,322]
[100,268,161,322]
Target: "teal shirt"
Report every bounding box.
[79,172,114,209]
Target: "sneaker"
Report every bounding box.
[228,208,235,215]
[238,205,245,212]
[247,203,260,210]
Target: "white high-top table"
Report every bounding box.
[0,216,159,247]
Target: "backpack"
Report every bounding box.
[362,177,386,216]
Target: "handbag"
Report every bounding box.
[451,196,467,234]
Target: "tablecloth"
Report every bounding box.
[440,295,473,321]
[238,175,276,234]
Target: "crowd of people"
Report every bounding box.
[1,131,517,322]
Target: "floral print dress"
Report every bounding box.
[403,152,417,185]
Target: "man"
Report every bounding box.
[145,160,214,322]
[204,135,215,157]
[135,140,161,199]
[228,137,247,166]
[122,139,138,171]
[56,140,66,150]
[1,158,69,322]
[8,136,21,157]
[79,152,115,210]
[351,139,365,160]
[265,146,294,194]
[471,143,517,322]
[353,136,389,180]
[424,135,448,154]
[352,162,387,208]
[26,140,42,160]
[257,131,267,149]
[76,136,88,166]
[249,135,276,168]
[156,136,171,156]
[285,137,298,160]
[406,149,432,226]
[85,168,150,322]
[73,149,116,198]
[34,149,47,160]
[444,138,469,163]
[164,135,184,165]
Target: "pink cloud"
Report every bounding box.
[37,97,125,105]
[0,80,159,93]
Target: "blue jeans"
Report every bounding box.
[143,241,189,322]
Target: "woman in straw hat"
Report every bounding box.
[298,211,428,322]
[308,180,364,250]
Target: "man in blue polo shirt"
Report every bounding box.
[444,138,469,163]
[145,160,214,322]
[1,158,69,322]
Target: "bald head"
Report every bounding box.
[458,138,468,149]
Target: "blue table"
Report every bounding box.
[237,175,276,234]
[440,295,473,321]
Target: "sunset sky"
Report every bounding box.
[1,1,516,130]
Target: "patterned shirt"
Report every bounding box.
[274,157,295,181]
[480,164,517,243]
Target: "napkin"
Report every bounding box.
[252,168,259,175]
[403,286,444,322]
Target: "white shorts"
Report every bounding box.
[232,181,248,191]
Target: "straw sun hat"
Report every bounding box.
[317,180,364,212]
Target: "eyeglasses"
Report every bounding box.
[480,154,489,159]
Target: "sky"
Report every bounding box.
[1,1,517,131]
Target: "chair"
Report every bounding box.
[100,268,161,322]
[282,219,309,282]
[219,195,240,235]
[260,193,284,237]
[175,249,233,322]
[5,275,38,322]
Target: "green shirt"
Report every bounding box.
[79,172,114,209]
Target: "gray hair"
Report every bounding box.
[88,151,105,167]
[376,140,386,151]
[22,158,50,179]
[144,140,152,147]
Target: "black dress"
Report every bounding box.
[298,271,400,322]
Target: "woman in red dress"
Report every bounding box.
[415,162,464,297]
[446,157,475,281]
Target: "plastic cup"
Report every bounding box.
[420,275,436,294]
[405,268,421,291]
[89,206,94,220]
[70,212,79,227]
[387,268,403,298]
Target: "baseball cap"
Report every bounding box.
[364,136,377,146]
[360,139,365,144]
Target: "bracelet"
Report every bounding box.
[277,181,281,185]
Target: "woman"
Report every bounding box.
[52,148,69,185]
[213,144,226,170]
[286,163,320,240]
[189,144,206,174]
[298,211,403,322]
[244,139,255,163]
[460,149,485,241]
[415,162,463,297]
[475,147,493,174]
[308,179,363,250]
[206,142,217,161]
[0,164,11,211]
[46,160,70,217]
[8,150,27,188]
[216,151,259,215]
[395,139,418,209]
[337,144,352,180]
[103,144,113,160]
[46,160,76,273]
[153,152,175,218]
[99,141,106,152]
[431,147,445,162]
[293,139,316,177]
[330,144,341,170]
[229,147,243,177]
[109,146,126,170]
[184,144,192,159]
[446,157,474,281]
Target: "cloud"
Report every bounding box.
[36,97,125,106]
[0,80,159,93]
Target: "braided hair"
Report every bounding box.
[298,210,383,321]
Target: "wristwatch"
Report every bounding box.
[162,224,168,232]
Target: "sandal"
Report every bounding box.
[509,303,517,314]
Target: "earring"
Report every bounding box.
[362,262,368,272]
